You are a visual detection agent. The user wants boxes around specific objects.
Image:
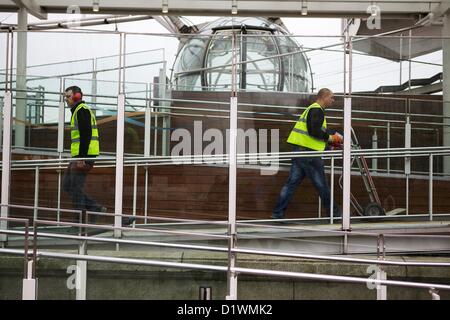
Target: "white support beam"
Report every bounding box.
[431,1,450,20]
[342,19,352,232]
[226,95,238,300]
[0,92,12,243]
[1,1,439,17]
[114,93,125,238]
[443,12,450,173]
[11,0,47,20]
[15,6,27,149]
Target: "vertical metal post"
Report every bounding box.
[405,116,411,215]
[144,83,151,224]
[91,58,98,108]
[443,13,450,173]
[33,166,39,220]
[132,163,137,228]
[227,95,238,300]
[15,7,28,148]
[144,83,152,157]
[154,113,158,156]
[330,157,335,225]
[199,287,212,300]
[343,233,348,254]
[114,98,125,235]
[76,240,87,300]
[387,122,391,174]
[399,33,403,85]
[122,34,127,94]
[226,33,238,300]
[0,92,12,241]
[114,33,126,238]
[408,29,412,91]
[342,23,352,232]
[57,78,65,222]
[0,96,3,149]
[24,219,38,300]
[144,166,149,225]
[160,63,169,156]
[429,154,433,221]
[372,128,378,172]
[318,197,321,218]
[1,32,13,242]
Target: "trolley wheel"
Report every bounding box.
[363,202,385,216]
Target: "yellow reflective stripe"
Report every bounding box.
[72,137,99,143]
[291,127,308,135]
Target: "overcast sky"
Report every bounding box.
[0,13,443,95]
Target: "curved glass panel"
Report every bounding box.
[172,17,312,93]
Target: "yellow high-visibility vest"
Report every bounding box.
[70,103,100,157]
[286,102,327,151]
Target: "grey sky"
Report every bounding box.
[0,13,443,95]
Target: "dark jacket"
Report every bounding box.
[306,107,330,141]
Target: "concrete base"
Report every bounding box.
[1,250,450,300]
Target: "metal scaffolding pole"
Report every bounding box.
[15,7,28,148]
[443,13,450,173]
[114,33,126,238]
[342,20,352,232]
[226,32,238,300]
[1,32,13,243]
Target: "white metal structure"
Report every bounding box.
[0,1,448,18]
[1,0,450,301]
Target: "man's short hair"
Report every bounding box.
[65,85,83,97]
[316,88,332,99]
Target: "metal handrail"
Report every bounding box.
[3,226,450,267]
[3,83,450,126]
[0,217,30,279]
[5,146,450,168]
[1,247,450,293]
[34,219,230,240]
[0,203,230,237]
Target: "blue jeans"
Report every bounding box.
[63,161,100,213]
[272,147,341,219]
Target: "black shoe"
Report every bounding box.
[122,216,136,226]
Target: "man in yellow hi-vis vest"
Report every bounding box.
[62,86,104,220]
[272,88,342,219]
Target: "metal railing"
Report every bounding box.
[1,28,450,301]
[1,204,450,300]
[3,145,450,225]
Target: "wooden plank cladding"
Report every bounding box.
[8,161,450,222]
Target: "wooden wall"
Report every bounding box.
[8,161,450,222]
[8,91,447,222]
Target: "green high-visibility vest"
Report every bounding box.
[286,102,327,151]
[70,103,100,157]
